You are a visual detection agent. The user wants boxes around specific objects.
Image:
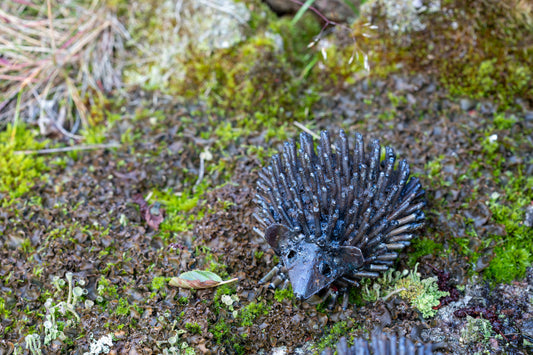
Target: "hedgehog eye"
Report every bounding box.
[287,249,297,260]
[320,263,332,277]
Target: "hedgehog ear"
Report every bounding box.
[264,224,291,252]
[337,246,364,270]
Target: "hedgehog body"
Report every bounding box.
[255,130,425,300]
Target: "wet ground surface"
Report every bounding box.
[1,72,532,354]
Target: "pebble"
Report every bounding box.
[460,98,476,111]
[478,101,495,115]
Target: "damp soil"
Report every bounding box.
[0,72,532,355]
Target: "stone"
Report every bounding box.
[264,0,360,23]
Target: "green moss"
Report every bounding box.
[185,322,201,334]
[209,315,245,354]
[0,124,48,205]
[151,276,168,291]
[486,245,531,283]
[155,11,323,142]
[425,155,448,187]
[97,276,119,300]
[370,1,533,111]
[115,297,130,316]
[408,237,444,265]
[239,301,268,327]
[214,122,245,149]
[153,180,209,239]
[493,113,518,130]
[210,318,231,344]
[482,171,533,283]
[315,321,354,352]
[212,284,236,314]
[274,286,294,303]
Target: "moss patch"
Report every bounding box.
[0,125,47,205]
[370,0,533,111]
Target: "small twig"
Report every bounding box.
[15,142,120,155]
[293,122,351,151]
[381,287,407,301]
[195,147,212,187]
[293,121,320,140]
[195,154,205,187]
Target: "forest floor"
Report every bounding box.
[0,1,532,354]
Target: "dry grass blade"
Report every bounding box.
[0,0,128,136]
[14,142,120,155]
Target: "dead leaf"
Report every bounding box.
[133,194,164,231]
[169,270,238,290]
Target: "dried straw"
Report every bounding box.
[0,0,128,137]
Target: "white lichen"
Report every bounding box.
[363,0,441,33]
[25,334,42,355]
[84,333,114,355]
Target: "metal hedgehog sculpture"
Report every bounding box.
[254,130,425,302]
[321,330,444,355]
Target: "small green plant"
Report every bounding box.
[485,243,531,283]
[210,318,231,344]
[481,134,499,157]
[426,156,443,177]
[387,91,407,108]
[205,254,228,278]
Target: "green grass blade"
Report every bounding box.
[291,0,317,26]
